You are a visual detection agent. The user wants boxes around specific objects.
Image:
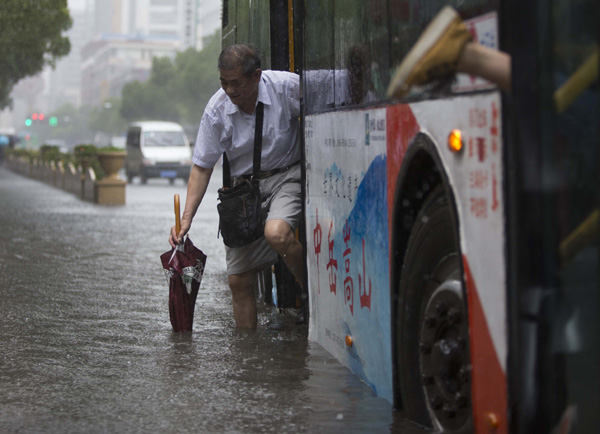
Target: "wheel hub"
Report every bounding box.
[420,277,471,431]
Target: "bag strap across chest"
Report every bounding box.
[222,102,264,188]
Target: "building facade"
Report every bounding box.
[3,0,221,132]
[80,0,220,106]
[80,36,180,107]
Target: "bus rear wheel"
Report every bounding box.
[397,186,472,433]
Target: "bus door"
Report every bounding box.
[505,0,600,432]
[221,0,307,312]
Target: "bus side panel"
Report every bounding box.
[305,108,393,402]
[304,96,508,423]
[409,94,508,432]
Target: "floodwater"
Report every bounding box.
[0,167,428,433]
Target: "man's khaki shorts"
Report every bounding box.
[224,164,302,275]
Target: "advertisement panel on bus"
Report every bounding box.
[305,92,505,413]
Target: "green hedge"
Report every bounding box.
[8,144,125,180]
[73,144,104,179]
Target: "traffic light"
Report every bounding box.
[25,112,49,126]
[49,116,58,127]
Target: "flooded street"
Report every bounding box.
[0,167,426,433]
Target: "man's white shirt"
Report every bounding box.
[193,70,300,177]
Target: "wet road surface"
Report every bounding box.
[0,167,429,433]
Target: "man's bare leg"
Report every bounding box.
[264,219,305,288]
[228,270,258,329]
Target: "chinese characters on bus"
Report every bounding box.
[343,220,353,315]
[467,102,500,219]
[323,170,358,203]
[314,215,373,316]
[326,221,337,295]
[359,239,371,310]
[313,208,322,294]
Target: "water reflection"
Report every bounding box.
[0,168,426,433]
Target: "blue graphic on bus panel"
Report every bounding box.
[347,155,388,248]
[365,113,370,146]
[328,154,392,401]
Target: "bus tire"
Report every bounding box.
[397,185,472,433]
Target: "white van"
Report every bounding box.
[125,121,193,184]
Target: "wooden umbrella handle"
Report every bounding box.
[174,193,181,235]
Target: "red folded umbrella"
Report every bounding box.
[160,194,207,332]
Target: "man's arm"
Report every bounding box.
[169,164,214,247]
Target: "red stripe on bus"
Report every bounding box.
[386,104,420,249]
[463,256,507,434]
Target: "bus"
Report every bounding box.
[221,1,599,432]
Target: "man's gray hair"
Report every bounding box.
[218,44,261,76]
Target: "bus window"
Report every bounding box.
[248,1,271,69]
[222,0,235,47]
[332,0,389,107]
[222,0,271,68]
[508,0,600,431]
[537,0,599,431]
[388,0,498,99]
[304,0,334,114]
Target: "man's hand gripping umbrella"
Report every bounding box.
[160,194,207,332]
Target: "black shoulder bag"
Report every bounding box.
[217,102,265,248]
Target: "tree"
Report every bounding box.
[120,58,179,122]
[0,0,72,109]
[88,97,128,139]
[119,30,221,131]
[46,103,94,146]
[172,32,221,129]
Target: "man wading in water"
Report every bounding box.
[169,44,304,329]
